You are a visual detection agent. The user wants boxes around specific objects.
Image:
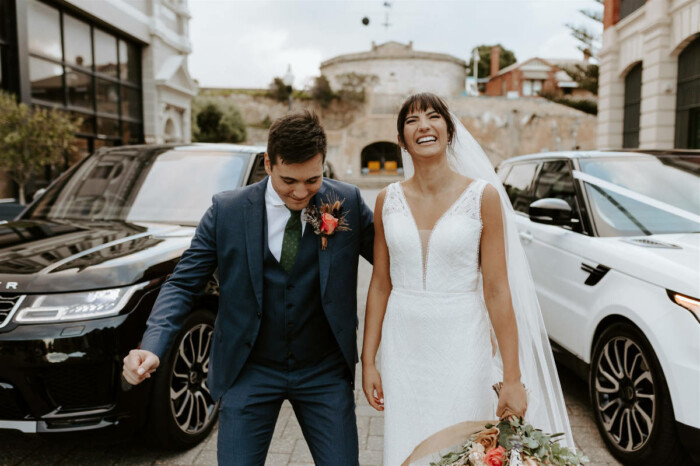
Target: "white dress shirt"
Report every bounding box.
[265,177,307,262]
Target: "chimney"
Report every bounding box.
[490,46,501,77]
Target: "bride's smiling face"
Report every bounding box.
[401,107,449,160]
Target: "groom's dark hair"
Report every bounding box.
[267,111,327,165]
[397,93,456,148]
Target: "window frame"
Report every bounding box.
[25,0,143,150]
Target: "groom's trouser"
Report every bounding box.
[217,349,358,465]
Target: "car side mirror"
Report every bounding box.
[529,198,572,226]
[32,188,46,201]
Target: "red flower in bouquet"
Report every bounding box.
[484,446,506,466]
[320,212,339,235]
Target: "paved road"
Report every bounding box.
[0,189,620,465]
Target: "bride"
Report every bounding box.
[361,93,574,465]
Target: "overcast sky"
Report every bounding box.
[188,0,602,89]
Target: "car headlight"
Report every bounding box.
[668,290,700,323]
[14,283,147,323]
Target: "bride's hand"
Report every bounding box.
[496,381,527,419]
[362,364,384,411]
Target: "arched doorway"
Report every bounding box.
[361,142,402,174]
[676,36,700,148]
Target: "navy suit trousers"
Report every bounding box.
[216,349,359,466]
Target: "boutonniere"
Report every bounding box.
[304,193,351,250]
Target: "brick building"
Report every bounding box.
[484,45,592,99]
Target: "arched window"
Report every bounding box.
[623,62,642,148]
[676,36,700,149]
[361,142,402,174]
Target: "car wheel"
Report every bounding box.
[589,323,688,465]
[147,309,219,449]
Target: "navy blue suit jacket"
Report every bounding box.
[140,177,374,400]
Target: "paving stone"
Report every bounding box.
[264,453,290,466]
[359,449,384,465]
[366,435,384,451]
[289,440,313,463]
[269,436,297,454]
[369,416,384,436]
[194,448,218,465]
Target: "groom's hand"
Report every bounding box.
[362,364,384,411]
[122,349,160,386]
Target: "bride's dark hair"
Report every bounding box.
[397,93,456,147]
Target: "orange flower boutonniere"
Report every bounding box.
[304,194,351,250]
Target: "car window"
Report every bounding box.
[247,153,268,184]
[502,163,537,214]
[27,149,250,225]
[533,161,578,208]
[532,160,584,232]
[579,156,700,236]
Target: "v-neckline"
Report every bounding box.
[397,180,477,289]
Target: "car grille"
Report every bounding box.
[0,384,30,420]
[44,365,115,410]
[0,294,21,327]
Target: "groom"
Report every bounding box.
[122,111,374,464]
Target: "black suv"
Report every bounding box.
[0,143,277,447]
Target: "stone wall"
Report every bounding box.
[214,92,597,185]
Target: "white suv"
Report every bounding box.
[497,150,700,465]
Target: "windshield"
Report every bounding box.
[26,147,250,225]
[579,155,700,236]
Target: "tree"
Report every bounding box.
[267,77,292,102]
[563,0,603,95]
[309,75,335,108]
[468,44,517,78]
[336,72,378,102]
[0,92,79,204]
[191,97,247,143]
[565,0,603,58]
[562,63,599,95]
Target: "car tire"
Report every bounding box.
[147,309,219,449]
[589,323,689,465]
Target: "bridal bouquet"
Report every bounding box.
[429,416,588,466]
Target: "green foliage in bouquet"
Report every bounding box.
[431,417,588,466]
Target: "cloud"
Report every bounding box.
[188,0,601,88]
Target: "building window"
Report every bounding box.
[25,0,143,152]
[675,36,700,149]
[619,0,645,22]
[623,63,642,148]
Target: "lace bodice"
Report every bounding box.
[383,179,488,293]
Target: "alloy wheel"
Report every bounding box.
[593,336,656,452]
[169,323,218,434]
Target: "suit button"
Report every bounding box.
[256,311,262,318]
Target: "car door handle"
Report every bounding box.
[519,231,533,243]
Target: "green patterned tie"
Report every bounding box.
[280,207,302,273]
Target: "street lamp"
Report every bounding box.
[283,65,294,111]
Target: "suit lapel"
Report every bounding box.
[244,178,267,310]
[315,182,334,297]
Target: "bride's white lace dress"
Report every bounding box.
[381,179,499,465]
